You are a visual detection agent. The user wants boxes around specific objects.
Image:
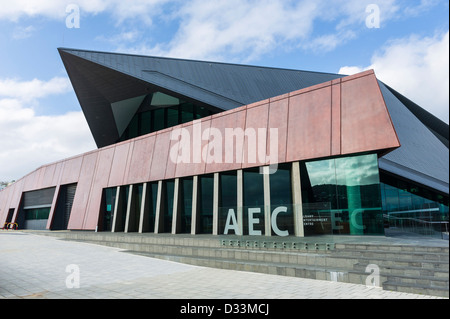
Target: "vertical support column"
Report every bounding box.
[212,173,219,235]
[46,184,61,230]
[124,185,133,233]
[171,178,180,235]
[154,181,163,234]
[237,169,243,236]
[111,186,121,233]
[291,162,305,237]
[191,176,199,235]
[263,166,272,237]
[138,183,148,233]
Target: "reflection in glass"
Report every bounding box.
[118,92,215,142]
[24,207,51,220]
[102,187,117,232]
[301,154,383,236]
[269,163,294,236]
[380,173,449,237]
[243,168,264,235]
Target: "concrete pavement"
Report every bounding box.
[0,231,446,300]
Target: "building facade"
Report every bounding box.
[0,48,448,238]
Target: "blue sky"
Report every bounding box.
[0,0,448,181]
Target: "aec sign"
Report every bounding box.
[223,206,290,237]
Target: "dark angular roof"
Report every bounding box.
[378,82,449,194]
[59,47,344,107]
[58,48,449,194]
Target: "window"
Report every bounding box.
[143,182,159,233]
[218,171,237,234]
[25,207,50,220]
[181,103,194,123]
[198,174,214,234]
[127,184,143,232]
[380,173,449,237]
[102,187,117,232]
[114,186,129,232]
[153,108,165,132]
[179,178,193,233]
[269,163,294,236]
[117,92,217,143]
[243,168,264,235]
[161,180,175,233]
[140,111,152,135]
[301,154,383,235]
[167,106,179,128]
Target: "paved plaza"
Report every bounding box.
[0,231,446,300]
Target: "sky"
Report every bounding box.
[0,0,448,182]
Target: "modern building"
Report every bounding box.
[0,48,448,239]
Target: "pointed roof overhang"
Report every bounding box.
[59,48,346,148]
[59,49,228,148]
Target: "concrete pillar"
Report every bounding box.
[291,162,305,237]
[154,181,163,234]
[171,178,180,234]
[138,183,148,233]
[111,186,121,233]
[124,185,133,233]
[191,176,199,235]
[237,169,243,236]
[212,173,219,235]
[263,166,272,237]
[46,184,61,230]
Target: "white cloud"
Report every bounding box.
[1,0,442,62]
[0,77,71,101]
[115,0,427,61]
[0,77,96,181]
[160,0,320,61]
[12,25,36,39]
[0,0,169,24]
[339,30,449,124]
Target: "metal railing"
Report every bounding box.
[384,208,449,239]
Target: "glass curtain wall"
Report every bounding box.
[24,207,51,222]
[198,174,214,234]
[143,182,159,233]
[127,184,143,232]
[102,187,117,232]
[96,154,448,238]
[218,171,238,235]
[301,153,383,236]
[119,92,215,142]
[381,173,449,237]
[160,180,175,233]
[269,163,294,236]
[114,186,130,232]
[243,168,265,235]
[179,178,193,233]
